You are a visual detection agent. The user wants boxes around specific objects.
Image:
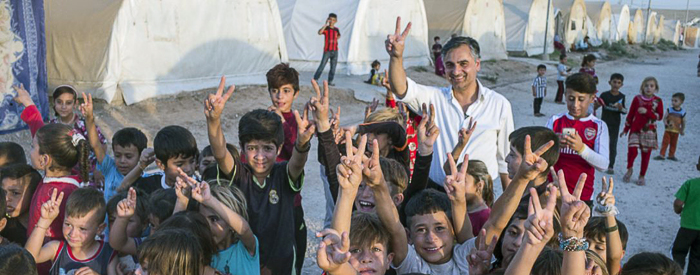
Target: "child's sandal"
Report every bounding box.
[636,177,646,186]
[623,170,633,183]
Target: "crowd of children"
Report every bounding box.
[0,42,695,275]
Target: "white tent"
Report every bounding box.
[585,15,603,46]
[503,0,556,56]
[424,0,508,60]
[46,0,288,105]
[609,5,630,42]
[653,15,664,44]
[587,1,612,43]
[628,9,644,44]
[645,11,658,44]
[553,0,588,48]
[278,0,431,75]
[661,19,681,45]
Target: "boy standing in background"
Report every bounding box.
[598,73,626,174]
[532,64,547,117]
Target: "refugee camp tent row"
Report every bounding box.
[503,0,555,56]
[586,1,612,45]
[661,19,681,45]
[609,4,630,42]
[277,0,431,75]
[553,0,588,49]
[628,9,645,44]
[653,15,664,44]
[47,0,288,105]
[424,0,508,60]
[644,11,658,44]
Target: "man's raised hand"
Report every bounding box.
[514,135,555,181]
[204,76,235,121]
[385,17,412,58]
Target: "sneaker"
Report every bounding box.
[668,156,678,161]
[653,155,665,160]
[605,168,614,175]
[328,82,336,86]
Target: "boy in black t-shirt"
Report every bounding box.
[204,76,316,275]
[597,73,627,174]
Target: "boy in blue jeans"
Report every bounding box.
[671,155,700,274]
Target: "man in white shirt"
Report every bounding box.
[385,17,514,191]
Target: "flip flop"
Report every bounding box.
[636,177,646,186]
[623,170,632,183]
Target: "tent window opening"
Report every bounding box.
[571,22,576,31]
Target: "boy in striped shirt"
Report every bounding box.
[532,64,547,117]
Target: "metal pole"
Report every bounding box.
[685,0,690,25]
[542,0,552,60]
[643,0,651,43]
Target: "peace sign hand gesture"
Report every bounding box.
[316,229,351,273]
[525,186,558,245]
[553,170,590,238]
[80,92,95,122]
[385,17,412,58]
[337,133,367,192]
[295,104,316,146]
[595,177,617,216]
[204,76,235,121]
[362,139,385,188]
[310,79,331,132]
[513,135,555,181]
[417,103,440,155]
[467,229,497,275]
[40,188,65,222]
[458,118,477,147]
[444,153,469,203]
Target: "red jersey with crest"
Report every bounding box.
[546,113,609,201]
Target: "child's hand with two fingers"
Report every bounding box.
[524,185,558,246]
[362,139,385,190]
[467,229,498,275]
[316,228,351,273]
[553,170,590,239]
[444,153,469,203]
[39,188,65,224]
[514,135,555,181]
[204,76,235,122]
[116,188,138,219]
[416,103,440,156]
[336,133,367,193]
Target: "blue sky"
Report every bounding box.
[586,0,700,10]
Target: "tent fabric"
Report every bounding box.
[0,0,48,134]
[685,27,699,48]
[661,19,681,45]
[586,1,612,43]
[552,0,588,48]
[424,0,507,60]
[46,0,289,105]
[503,0,555,56]
[278,0,431,75]
[628,9,644,44]
[609,5,629,42]
[653,15,663,44]
[645,11,657,44]
[585,15,602,46]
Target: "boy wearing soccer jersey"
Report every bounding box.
[546,73,609,206]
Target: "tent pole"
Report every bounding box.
[685,0,690,25]
[542,0,552,61]
[643,0,651,43]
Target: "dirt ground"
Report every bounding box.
[4,47,700,274]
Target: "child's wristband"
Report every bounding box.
[605,224,619,233]
[558,233,589,252]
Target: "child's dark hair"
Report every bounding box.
[508,126,560,174]
[153,125,198,166]
[201,143,239,161]
[0,163,41,198]
[266,63,300,92]
[66,187,106,223]
[610,73,624,82]
[584,217,629,250]
[404,189,452,226]
[379,157,408,196]
[566,73,597,94]
[147,189,178,227]
[586,250,609,275]
[238,109,284,149]
[434,36,440,41]
[531,247,562,275]
[138,228,205,275]
[36,123,90,183]
[559,53,567,61]
[158,211,216,266]
[620,252,682,275]
[581,54,597,67]
[329,13,337,18]
[51,85,78,117]
[371,60,380,68]
[0,142,26,166]
[106,189,150,225]
[672,92,685,102]
[112,127,147,154]
[0,243,37,275]
[537,64,546,70]
[465,160,495,207]
[350,212,391,251]
[0,188,6,219]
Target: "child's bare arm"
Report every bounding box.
[106,257,119,275]
[366,140,408,266]
[288,105,315,181]
[479,136,554,246]
[598,178,622,275]
[331,135,367,233]
[674,199,684,214]
[25,188,64,263]
[444,153,473,243]
[205,77,236,176]
[559,171,590,275]
[681,116,686,135]
[117,148,154,193]
[172,174,190,214]
[109,188,138,255]
[80,92,106,163]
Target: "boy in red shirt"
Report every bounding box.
[314,13,340,86]
[546,73,609,206]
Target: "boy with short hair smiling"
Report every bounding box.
[205,76,315,274]
[546,72,609,206]
[25,188,117,274]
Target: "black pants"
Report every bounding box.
[672,227,700,274]
[607,122,620,168]
[293,204,307,275]
[534,97,543,114]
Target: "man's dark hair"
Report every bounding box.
[405,189,452,227]
[238,109,284,149]
[672,92,685,102]
[565,73,597,94]
[329,13,337,18]
[153,125,198,165]
[112,127,148,154]
[442,36,481,61]
[0,163,41,198]
[0,243,37,275]
[508,126,560,173]
[559,53,567,61]
[266,63,300,93]
[0,142,26,167]
[537,64,547,70]
[610,73,624,82]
